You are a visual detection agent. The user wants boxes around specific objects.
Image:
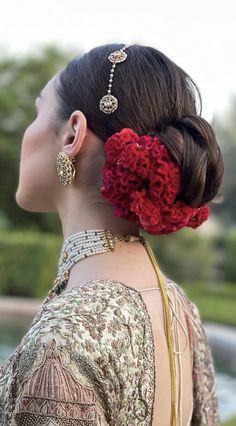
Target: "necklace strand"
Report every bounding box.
[44,228,143,304]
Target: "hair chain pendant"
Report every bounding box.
[99,44,129,114]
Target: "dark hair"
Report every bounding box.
[55,43,224,208]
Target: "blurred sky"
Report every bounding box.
[0,0,235,121]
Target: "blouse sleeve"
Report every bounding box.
[12,337,110,426]
[9,280,156,426]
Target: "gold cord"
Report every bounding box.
[141,237,177,426]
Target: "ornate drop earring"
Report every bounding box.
[56,152,76,186]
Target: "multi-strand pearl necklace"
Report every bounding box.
[44,228,144,303]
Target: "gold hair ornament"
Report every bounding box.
[56,151,76,186]
[99,44,130,114]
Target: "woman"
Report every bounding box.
[0,43,223,425]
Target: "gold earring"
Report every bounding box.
[56,151,76,186]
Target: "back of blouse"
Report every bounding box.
[139,282,194,425]
[142,278,220,426]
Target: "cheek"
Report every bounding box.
[16,117,59,211]
[20,118,44,159]
[19,117,57,186]
[20,114,57,166]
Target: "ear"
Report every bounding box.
[63,111,87,159]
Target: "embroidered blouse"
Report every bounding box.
[0,278,220,425]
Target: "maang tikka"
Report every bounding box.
[99,44,130,114]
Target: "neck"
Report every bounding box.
[56,189,140,241]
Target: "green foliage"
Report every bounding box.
[0,210,11,230]
[223,415,236,426]
[212,99,236,227]
[144,228,216,282]
[224,227,236,282]
[0,45,78,233]
[0,230,62,298]
[181,281,236,326]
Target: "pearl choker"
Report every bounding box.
[44,228,144,303]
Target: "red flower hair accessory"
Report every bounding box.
[100,128,210,235]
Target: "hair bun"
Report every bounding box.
[156,115,224,208]
[100,127,210,235]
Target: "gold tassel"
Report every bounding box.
[141,237,177,425]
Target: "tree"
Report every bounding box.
[0,45,79,232]
[212,97,236,227]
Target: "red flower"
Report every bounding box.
[100,128,210,235]
[188,206,211,228]
[105,128,139,162]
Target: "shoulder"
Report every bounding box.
[164,278,212,354]
[16,279,154,364]
[4,279,155,425]
[28,279,150,350]
[164,277,203,324]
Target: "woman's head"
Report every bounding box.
[16,43,224,233]
[15,73,103,213]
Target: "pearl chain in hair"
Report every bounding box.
[99,44,130,114]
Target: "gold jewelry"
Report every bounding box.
[142,239,178,425]
[99,44,130,114]
[56,151,76,186]
[44,229,142,303]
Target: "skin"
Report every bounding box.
[15,74,159,292]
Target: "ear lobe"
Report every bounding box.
[63,111,87,158]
